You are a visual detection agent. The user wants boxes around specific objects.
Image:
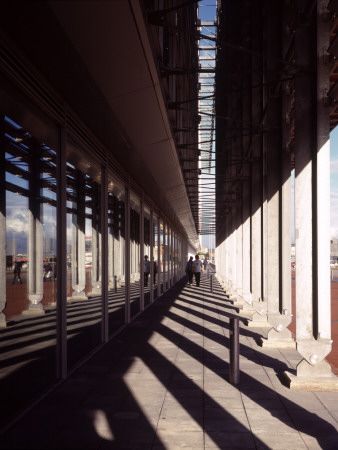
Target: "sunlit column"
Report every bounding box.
[266,1,294,345]
[286,0,336,385]
[242,212,252,305]
[231,212,237,294]
[264,3,294,346]
[250,7,267,325]
[236,205,243,300]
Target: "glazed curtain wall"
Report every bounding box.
[0,107,186,430]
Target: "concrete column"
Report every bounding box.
[284,0,337,387]
[236,198,243,301]
[69,171,87,300]
[250,6,267,326]
[263,3,294,347]
[0,119,6,327]
[240,48,253,309]
[225,230,229,284]
[26,139,44,314]
[268,1,294,345]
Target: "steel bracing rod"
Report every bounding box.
[150,17,298,69]
[198,32,298,69]
[147,0,201,22]
[161,65,215,74]
[222,76,294,93]
[169,94,215,106]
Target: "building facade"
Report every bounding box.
[0,0,200,429]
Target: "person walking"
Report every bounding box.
[192,254,203,287]
[185,256,194,285]
[144,255,150,287]
[203,257,208,270]
[153,261,157,285]
[12,261,22,284]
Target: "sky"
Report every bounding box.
[330,127,338,238]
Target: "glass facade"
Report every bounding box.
[107,177,125,334]
[66,143,102,369]
[1,115,58,425]
[0,88,187,431]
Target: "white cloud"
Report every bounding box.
[331,159,338,175]
[6,207,28,234]
[331,189,338,238]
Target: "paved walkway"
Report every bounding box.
[0,275,338,449]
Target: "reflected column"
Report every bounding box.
[107,195,114,290]
[26,138,44,314]
[89,182,101,297]
[70,170,87,300]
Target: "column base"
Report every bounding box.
[67,291,88,301]
[260,327,295,348]
[23,303,45,315]
[260,337,296,348]
[0,312,7,327]
[87,290,102,298]
[246,320,272,328]
[282,359,338,390]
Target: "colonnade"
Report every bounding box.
[215,0,337,387]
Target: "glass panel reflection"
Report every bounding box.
[108,178,125,334]
[1,115,57,427]
[153,215,159,299]
[130,193,140,317]
[66,146,102,369]
[144,206,151,306]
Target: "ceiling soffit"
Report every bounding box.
[48,0,199,248]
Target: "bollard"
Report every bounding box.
[210,274,213,293]
[229,317,240,385]
[114,275,117,293]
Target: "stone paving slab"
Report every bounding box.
[1,275,338,449]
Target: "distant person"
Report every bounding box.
[192,254,203,287]
[185,256,194,285]
[44,263,52,281]
[203,257,208,270]
[12,262,22,284]
[144,255,150,287]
